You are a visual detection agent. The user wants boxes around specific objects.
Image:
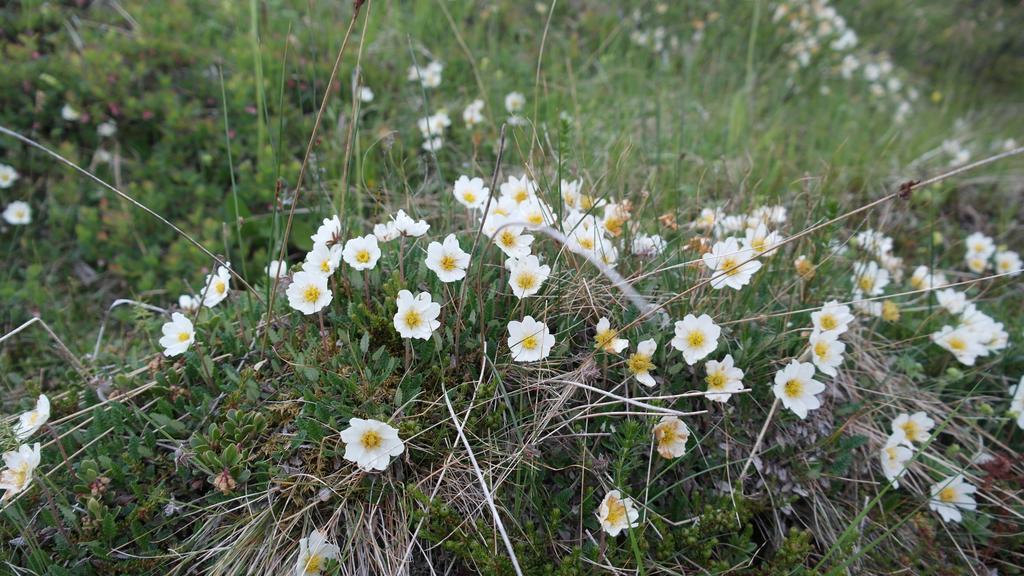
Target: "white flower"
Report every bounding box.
[631,233,666,258]
[13,395,50,441]
[305,243,342,276]
[892,411,935,446]
[159,313,195,357]
[266,260,287,278]
[627,339,658,387]
[61,104,80,121]
[965,253,989,274]
[425,234,470,283]
[452,175,489,210]
[201,266,232,308]
[772,360,825,419]
[596,490,640,537]
[809,330,845,377]
[340,418,405,472]
[507,316,555,362]
[342,235,381,270]
[373,220,400,243]
[294,528,340,576]
[506,255,550,299]
[499,175,536,205]
[593,317,628,354]
[519,197,556,229]
[311,216,342,248]
[391,209,430,237]
[704,354,744,403]
[492,223,534,259]
[743,223,784,257]
[929,475,977,523]
[964,232,995,259]
[358,86,374,103]
[0,443,41,500]
[178,294,200,312]
[852,261,889,296]
[417,111,451,138]
[2,201,31,225]
[930,325,986,366]
[422,136,444,152]
[702,237,762,290]
[408,61,443,88]
[935,288,968,315]
[880,435,913,489]
[393,290,441,340]
[600,203,629,237]
[463,98,485,127]
[811,300,854,336]
[653,416,690,459]
[995,250,1021,276]
[97,121,117,137]
[909,265,947,291]
[287,271,333,315]
[670,314,721,365]
[504,91,526,114]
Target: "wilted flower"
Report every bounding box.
[772,360,825,419]
[340,418,405,472]
[507,316,555,362]
[653,416,690,459]
[393,290,441,340]
[391,209,430,237]
[311,216,342,248]
[596,490,640,537]
[671,314,721,365]
[159,313,195,357]
[631,233,666,258]
[286,271,333,315]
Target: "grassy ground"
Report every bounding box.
[1,0,1023,574]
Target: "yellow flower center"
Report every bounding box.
[440,255,458,272]
[783,378,804,398]
[858,275,874,292]
[463,191,477,204]
[578,236,595,250]
[819,314,837,331]
[706,371,726,390]
[947,336,966,352]
[604,218,624,236]
[320,259,331,273]
[528,212,543,226]
[900,421,919,440]
[356,250,370,264]
[885,446,899,462]
[304,554,323,574]
[520,334,539,351]
[580,195,595,210]
[627,353,654,375]
[594,329,616,351]
[404,309,422,329]
[686,331,705,349]
[303,285,321,304]
[938,486,957,503]
[751,237,766,253]
[499,230,516,248]
[882,300,900,322]
[656,424,677,445]
[720,257,740,276]
[215,280,226,294]
[360,430,382,450]
[27,413,40,426]
[605,496,627,526]
[177,331,191,342]
[513,188,529,203]
[910,275,924,290]
[514,272,537,291]
[813,340,829,359]
[15,210,25,219]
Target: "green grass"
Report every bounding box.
[1,0,1023,574]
